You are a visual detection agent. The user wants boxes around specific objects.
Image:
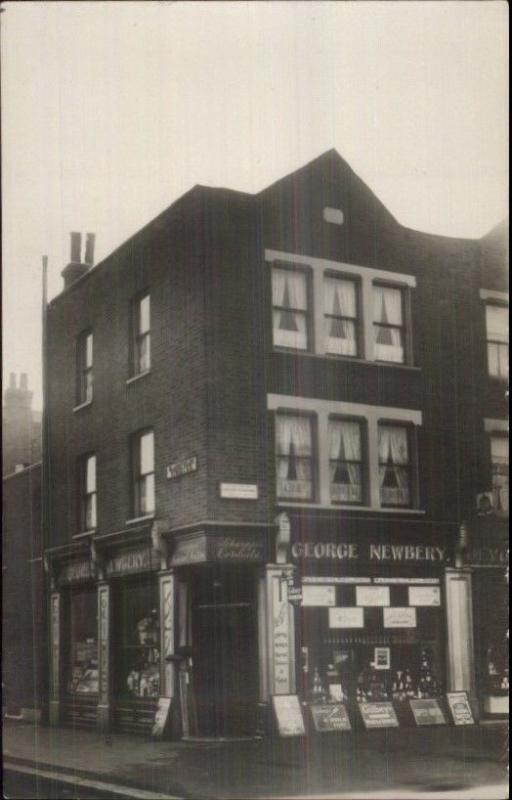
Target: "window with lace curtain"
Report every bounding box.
[373,285,405,364]
[329,418,365,503]
[275,414,314,500]
[378,424,411,507]
[324,276,359,357]
[272,267,310,351]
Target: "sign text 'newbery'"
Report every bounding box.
[291,542,447,563]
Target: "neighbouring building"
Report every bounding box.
[3,372,42,476]
[43,152,508,739]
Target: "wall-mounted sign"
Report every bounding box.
[310,703,351,732]
[287,587,303,605]
[219,483,258,500]
[291,541,447,563]
[171,535,208,566]
[166,456,197,480]
[359,702,399,729]
[152,697,172,739]
[272,576,292,694]
[59,559,93,584]
[446,692,475,725]
[468,547,509,567]
[303,576,371,585]
[105,547,160,577]
[272,695,306,737]
[409,698,447,726]
[302,585,336,607]
[408,586,441,606]
[356,586,390,607]
[329,607,364,629]
[214,535,264,562]
[374,647,391,670]
[171,532,265,565]
[383,607,417,628]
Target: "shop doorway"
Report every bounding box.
[191,566,258,737]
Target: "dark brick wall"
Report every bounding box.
[2,465,44,711]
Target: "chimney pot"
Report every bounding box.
[84,233,96,266]
[70,232,82,263]
[20,373,28,391]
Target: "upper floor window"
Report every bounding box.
[329,418,364,504]
[324,276,359,357]
[77,330,93,405]
[79,453,97,531]
[485,304,508,379]
[378,423,411,507]
[490,435,509,516]
[272,268,309,351]
[373,285,405,364]
[131,293,151,375]
[131,429,155,517]
[275,413,314,500]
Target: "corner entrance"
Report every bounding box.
[191,566,258,737]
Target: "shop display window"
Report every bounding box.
[66,589,98,695]
[115,579,160,700]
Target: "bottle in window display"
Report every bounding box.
[417,648,440,698]
[311,666,327,703]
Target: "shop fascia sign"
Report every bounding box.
[171,531,266,566]
[467,545,509,567]
[291,541,448,563]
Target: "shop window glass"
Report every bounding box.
[116,580,160,700]
[324,276,358,356]
[276,414,314,500]
[329,419,364,503]
[79,454,97,531]
[76,330,93,404]
[132,429,155,516]
[131,293,151,375]
[378,424,411,507]
[486,304,508,379]
[491,435,509,516]
[373,285,405,363]
[67,590,98,695]
[272,268,309,351]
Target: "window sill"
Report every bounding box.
[272,348,420,371]
[125,513,155,525]
[72,529,96,539]
[73,400,93,413]
[126,370,151,386]
[276,501,426,515]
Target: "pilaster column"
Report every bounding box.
[445,567,478,714]
[49,591,62,726]
[96,581,111,731]
[264,565,296,697]
[159,570,175,698]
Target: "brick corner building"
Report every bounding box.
[43,151,509,738]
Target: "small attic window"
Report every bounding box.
[323,207,344,225]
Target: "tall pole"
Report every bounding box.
[41,255,49,721]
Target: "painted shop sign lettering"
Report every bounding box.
[329,607,364,629]
[214,536,263,562]
[301,585,336,607]
[171,536,208,566]
[273,695,306,737]
[59,559,93,584]
[219,483,258,500]
[272,577,291,694]
[310,703,351,732]
[409,698,447,726]
[166,456,197,480]
[468,547,509,567]
[105,547,160,577]
[408,586,441,606]
[359,702,399,729]
[446,692,475,725]
[291,541,446,563]
[383,607,417,628]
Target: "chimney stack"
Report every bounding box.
[61,231,95,290]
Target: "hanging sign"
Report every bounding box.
[408,586,441,606]
[383,607,417,628]
[409,698,447,726]
[287,587,303,605]
[358,702,399,729]
[446,692,475,725]
[310,703,351,732]
[272,695,306,737]
[152,697,172,739]
[302,585,336,607]
[329,607,364,629]
[356,586,390,607]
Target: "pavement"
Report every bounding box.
[2,718,509,799]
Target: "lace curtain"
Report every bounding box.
[324,277,357,355]
[276,415,312,497]
[272,269,308,350]
[329,420,362,502]
[378,424,410,504]
[373,286,404,363]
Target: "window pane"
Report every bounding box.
[491,436,508,463]
[141,474,155,514]
[329,420,361,460]
[85,334,93,367]
[378,425,409,465]
[273,310,308,350]
[272,269,307,311]
[86,493,97,529]
[330,464,362,503]
[324,277,357,318]
[68,591,98,695]
[137,333,151,372]
[373,286,403,326]
[140,431,154,475]
[379,467,410,506]
[374,326,404,363]
[486,305,508,342]
[139,295,150,334]
[276,415,312,456]
[487,343,500,376]
[277,457,312,499]
[86,455,96,492]
[325,317,357,355]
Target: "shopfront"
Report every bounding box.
[286,518,451,727]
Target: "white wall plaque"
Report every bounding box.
[219,483,258,500]
[329,607,364,629]
[356,585,390,607]
[383,607,417,628]
[302,585,336,607]
[408,586,441,606]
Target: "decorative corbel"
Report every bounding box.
[43,552,57,591]
[90,540,105,581]
[151,518,169,570]
[275,512,291,565]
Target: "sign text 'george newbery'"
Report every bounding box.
[291,542,447,563]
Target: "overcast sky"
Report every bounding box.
[1,1,508,409]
